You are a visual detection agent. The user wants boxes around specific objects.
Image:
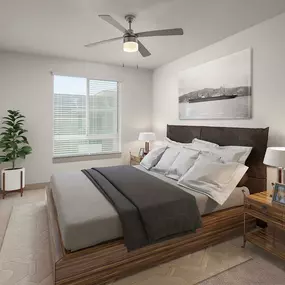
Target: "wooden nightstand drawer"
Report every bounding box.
[245,192,285,229]
[245,202,284,228]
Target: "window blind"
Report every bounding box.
[53,75,120,158]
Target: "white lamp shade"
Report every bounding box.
[263,147,285,168]
[138,132,156,142]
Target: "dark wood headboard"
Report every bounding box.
[167,125,269,194]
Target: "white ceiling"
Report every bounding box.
[1,0,285,69]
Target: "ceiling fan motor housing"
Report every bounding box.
[123,35,137,44]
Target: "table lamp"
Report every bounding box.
[263,147,285,183]
[138,132,156,154]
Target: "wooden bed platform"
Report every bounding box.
[46,187,255,285]
[46,125,269,285]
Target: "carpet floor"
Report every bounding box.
[199,257,285,285]
[0,189,284,285]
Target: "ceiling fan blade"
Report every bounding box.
[136,28,183,38]
[138,40,151,57]
[99,15,127,33]
[85,37,122,48]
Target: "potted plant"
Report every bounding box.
[0,110,32,194]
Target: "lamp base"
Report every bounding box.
[278,167,284,183]
[144,142,150,154]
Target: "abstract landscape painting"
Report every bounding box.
[179,49,252,119]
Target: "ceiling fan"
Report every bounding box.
[85,14,184,57]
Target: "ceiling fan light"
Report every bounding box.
[123,36,138,52]
[123,41,138,52]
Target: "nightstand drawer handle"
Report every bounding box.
[260,205,268,214]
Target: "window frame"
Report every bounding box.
[52,74,121,160]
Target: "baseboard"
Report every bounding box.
[25,182,50,190]
[0,182,49,193]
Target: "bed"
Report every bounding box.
[46,125,269,285]
[51,165,249,252]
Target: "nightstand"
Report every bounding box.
[130,153,143,166]
[243,190,285,260]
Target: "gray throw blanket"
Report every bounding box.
[82,166,201,250]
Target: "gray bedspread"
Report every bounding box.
[82,166,202,250]
[51,166,249,252]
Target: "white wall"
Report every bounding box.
[0,52,153,184]
[152,12,285,186]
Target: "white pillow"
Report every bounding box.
[140,146,167,170]
[151,147,180,174]
[191,138,252,164]
[192,138,218,147]
[164,137,193,148]
[165,148,200,180]
[217,145,252,164]
[178,154,248,205]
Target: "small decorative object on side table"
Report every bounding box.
[272,182,285,206]
[242,189,285,260]
[138,132,156,154]
[129,152,143,166]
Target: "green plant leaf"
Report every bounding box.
[0,156,9,163]
[19,145,32,153]
[2,120,14,127]
[20,136,29,143]
[3,116,14,122]
[5,153,13,160]
[18,129,27,135]
[2,127,12,131]
[16,115,25,119]
[18,152,26,158]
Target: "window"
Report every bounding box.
[53,75,120,158]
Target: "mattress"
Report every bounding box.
[50,165,249,252]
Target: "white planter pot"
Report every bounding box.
[1,168,25,191]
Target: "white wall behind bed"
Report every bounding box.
[0,52,153,184]
[152,12,285,188]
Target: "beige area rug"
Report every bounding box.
[111,241,252,285]
[0,202,52,285]
[0,202,252,285]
